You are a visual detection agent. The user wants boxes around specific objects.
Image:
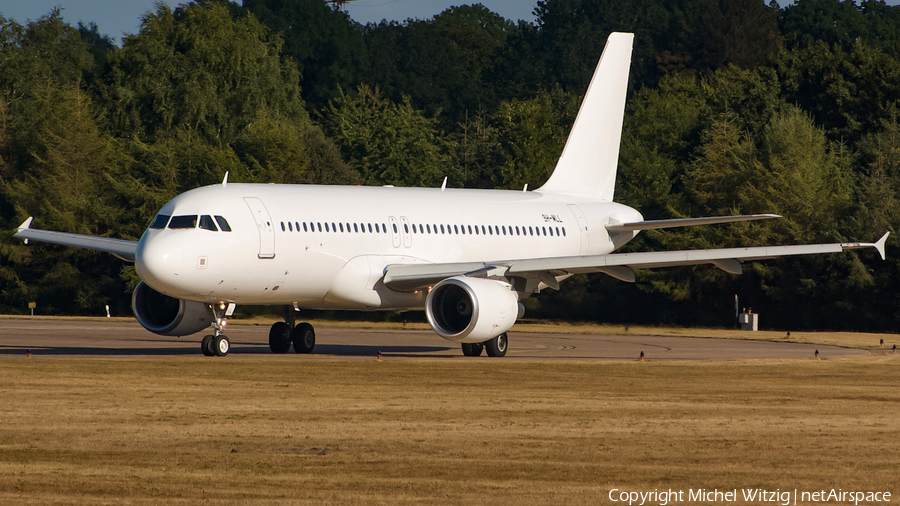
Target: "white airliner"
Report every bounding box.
[14,32,888,357]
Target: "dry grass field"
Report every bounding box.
[1,353,899,505]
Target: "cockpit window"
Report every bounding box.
[149,214,171,229]
[168,215,198,229]
[214,216,232,232]
[199,215,218,231]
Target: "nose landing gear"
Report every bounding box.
[201,303,231,356]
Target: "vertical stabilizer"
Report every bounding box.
[537,32,634,201]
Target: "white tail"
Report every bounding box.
[537,32,634,201]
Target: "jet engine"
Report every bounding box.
[425,276,523,343]
[132,281,212,336]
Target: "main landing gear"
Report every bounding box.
[268,306,316,354]
[201,303,231,357]
[461,332,508,357]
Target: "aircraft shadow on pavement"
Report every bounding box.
[0,344,200,356]
[230,343,455,356]
[0,342,455,357]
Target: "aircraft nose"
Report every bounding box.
[136,234,184,289]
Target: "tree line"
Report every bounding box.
[1,0,899,331]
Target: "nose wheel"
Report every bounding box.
[201,303,232,356]
[201,333,230,356]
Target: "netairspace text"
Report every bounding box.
[607,488,891,506]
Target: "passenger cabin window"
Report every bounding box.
[149,214,171,229]
[200,215,218,231]
[168,215,198,229]
[215,216,232,232]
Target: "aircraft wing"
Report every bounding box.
[606,214,780,231]
[13,217,138,262]
[383,232,889,291]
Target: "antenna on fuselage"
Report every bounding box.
[222,172,229,188]
[441,177,447,191]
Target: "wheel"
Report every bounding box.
[269,321,291,353]
[213,335,230,356]
[484,333,508,357]
[461,342,484,357]
[291,322,315,353]
[201,335,215,356]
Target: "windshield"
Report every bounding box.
[168,215,198,229]
[149,214,170,229]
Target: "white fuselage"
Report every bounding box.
[134,184,643,309]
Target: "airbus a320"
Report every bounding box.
[14,33,888,357]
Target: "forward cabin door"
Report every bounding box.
[244,197,276,258]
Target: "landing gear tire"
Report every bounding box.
[461,342,484,357]
[269,321,291,354]
[201,335,215,356]
[213,335,230,356]
[291,323,315,354]
[485,333,508,357]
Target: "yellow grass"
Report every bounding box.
[1,355,899,504]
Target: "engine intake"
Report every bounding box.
[426,276,522,343]
[132,281,212,336]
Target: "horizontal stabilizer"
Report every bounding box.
[14,217,138,262]
[606,214,781,231]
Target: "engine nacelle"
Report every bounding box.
[426,276,522,343]
[132,281,212,336]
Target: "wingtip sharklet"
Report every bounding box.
[875,231,890,260]
[16,217,33,232]
[15,217,34,245]
[841,231,889,260]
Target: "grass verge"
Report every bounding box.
[1,355,898,504]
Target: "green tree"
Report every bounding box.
[243,0,367,110]
[363,5,515,127]
[0,10,95,176]
[100,2,308,145]
[1,84,132,314]
[234,115,309,184]
[493,89,578,190]
[780,0,900,51]
[776,41,900,143]
[447,111,503,189]
[322,84,446,187]
[531,0,674,92]
[690,0,780,71]
[114,129,248,232]
[298,125,359,185]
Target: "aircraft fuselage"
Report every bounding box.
[135,184,643,308]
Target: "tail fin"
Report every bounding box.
[537,32,634,201]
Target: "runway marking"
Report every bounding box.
[510,344,576,354]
